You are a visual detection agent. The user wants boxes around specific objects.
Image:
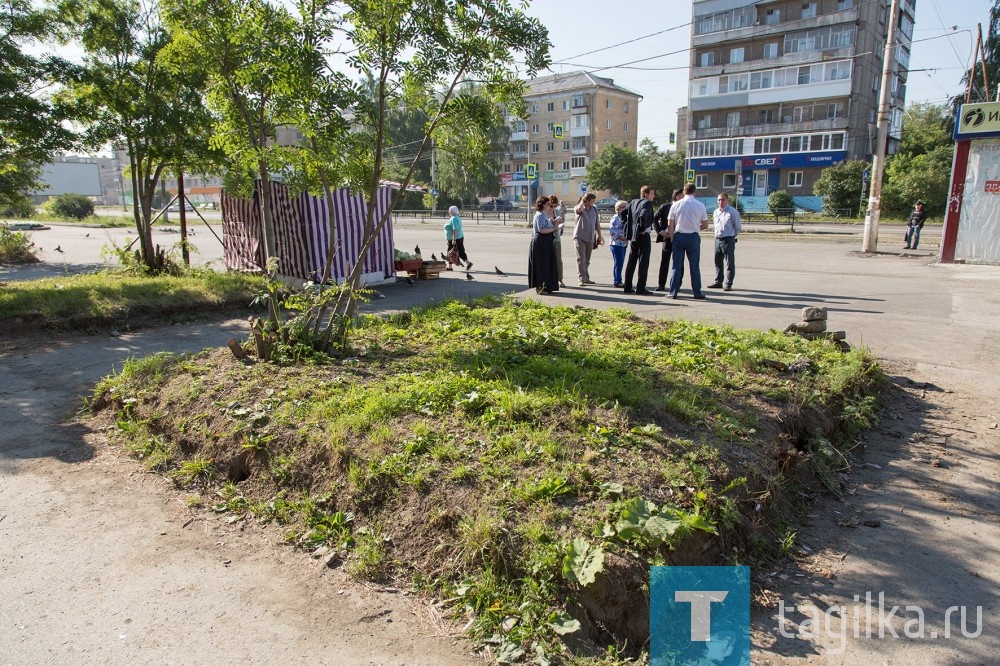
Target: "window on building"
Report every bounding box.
[504,164,511,173]
[759,109,775,124]
[547,102,554,112]
[723,174,738,189]
[563,141,570,150]
[531,103,539,113]
[719,76,729,94]
[572,137,588,149]
[562,161,570,170]
[516,164,524,173]
[695,174,708,189]
[788,172,803,187]
[532,143,539,153]
[836,0,853,9]
[546,122,553,132]
[763,42,778,58]
[546,142,554,151]
[546,162,554,170]
[562,100,569,111]
[606,98,612,109]
[571,156,586,168]
[572,115,589,128]
[872,74,879,92]
[624,102,630,113]
[624,121,629,132]
[801,2,817,19]
[730,47,744,64]
[606,119,612,130]
[700,52,715,67]
[699,83,709,96]
[532,123,539,132]
[572,95,586,108]
[764,8,780,25]
[698,115,712,129]
[831,133,845,149]
[727,112,740,128]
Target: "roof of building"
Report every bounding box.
[524,71,642,99]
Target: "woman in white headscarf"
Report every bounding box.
[444,205,473,271]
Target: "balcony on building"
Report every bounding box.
[571,146,588,156]
[570,126,590,137]
[692,7,859,48]
[691,45,855,79]
[688,116,849,141]
[571,104,588,115]
[570,167,587,178]
[510,130,529,142]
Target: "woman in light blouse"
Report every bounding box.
[528,196,560,294]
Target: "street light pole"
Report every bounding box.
[862,0,901,253]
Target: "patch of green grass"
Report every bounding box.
[0,269,265,329]
[91,297,886,663]
[0,226,39,264]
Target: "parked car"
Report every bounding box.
[595,196,620,212]
[480,198,514,211]
[168,201,195,212]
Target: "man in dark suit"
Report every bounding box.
[653,188,683,291]
[622,185,656,295]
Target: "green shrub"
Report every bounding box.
[767,190,794,219]
[0,198,36,218]
[0,226,39,264]
[44,194,95,220]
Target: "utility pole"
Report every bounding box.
[430,137,437,216]
[862,0,901,253]
[178,170,190,266]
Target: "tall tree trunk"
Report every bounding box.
[258,158,278,262]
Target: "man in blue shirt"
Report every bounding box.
[708,192,742,291]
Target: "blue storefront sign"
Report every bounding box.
[690,151,847,172]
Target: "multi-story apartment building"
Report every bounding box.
[502,72,641,203]
[686,0,914,200]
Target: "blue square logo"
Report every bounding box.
[650,566,750,665]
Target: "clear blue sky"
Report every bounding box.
[525,0,993,150]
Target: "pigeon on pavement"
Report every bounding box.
[54,245,64,253]
[466,273,475,281]
[414,244,421,256]
[431,253,437,261]
[494,266,507,277]
[405,277,415,286]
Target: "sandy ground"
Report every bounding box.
[2,222,998,664]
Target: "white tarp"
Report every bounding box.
[954,138,1000,263]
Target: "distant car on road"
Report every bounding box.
[595,196,620,212]
[168,201,195,212]
[480,198,514,211]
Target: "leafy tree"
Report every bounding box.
[164,0,307,261]
[638,139,685,201]
[339,0,549,311]
[767,190,794,219]
[882,146,951,218]
[585,144,643,199]
[898,102,952,158]
[0,0,75,211]
[58,0,215,270]
[814,160,868,216]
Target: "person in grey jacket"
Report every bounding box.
[572,192,603,286]
[708,192,742,291]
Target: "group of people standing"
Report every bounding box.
[528,193,605,294]
[529,184,742,298]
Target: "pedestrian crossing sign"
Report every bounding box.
[526,163,537,179]
[553,125,563,139]
[686,169,695,183]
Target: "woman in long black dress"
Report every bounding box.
[528,196,560,294]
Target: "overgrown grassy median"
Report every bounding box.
[0,269,265,331]
[89,297,885,663]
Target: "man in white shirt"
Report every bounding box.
[708,192,742,291]
[666,182,709,299]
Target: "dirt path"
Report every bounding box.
[0,322,476,665]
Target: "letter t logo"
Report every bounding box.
[675,591,729,641]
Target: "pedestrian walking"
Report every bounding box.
[445,205,472,271]
[708,192,742,291]
[622,185,656,295]
[572,192,603,286]
[666,182,709,299]
[904,200,926,249]
[608,200,629,287]
[653,189,683,291]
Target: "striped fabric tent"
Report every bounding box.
[222,180,395,284]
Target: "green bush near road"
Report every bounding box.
[0,269,265,330]
[43,193,95,220]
